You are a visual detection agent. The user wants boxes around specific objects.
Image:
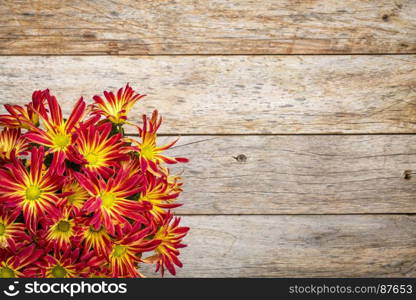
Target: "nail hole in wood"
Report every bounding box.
[403,170,412,180]
[233,154,247,163]
[382,14,389,21]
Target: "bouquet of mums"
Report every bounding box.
[0,84,189,278]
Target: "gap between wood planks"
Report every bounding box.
[0,53,415,57]
[175,213,416,216]
[155,133,416,137]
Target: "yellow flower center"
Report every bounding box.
[112,245,127,258]
[57,221,70,232]
[85,152,99,166]
[101,192,117,209]
[51,265,67,278]
[154,227,167,240]
[141,145,155,160]
[26,185,41,201]
[63,183,87,208]
[0,267,15,278]
[0,223,5,236]
[53,134,70,150]
[67,193,77,204]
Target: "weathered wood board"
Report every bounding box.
[141,215,416,277]
[1,55,415,134]
[166,135,416,214]
[1,0,415,54]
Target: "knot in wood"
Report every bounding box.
[234,154,247,163]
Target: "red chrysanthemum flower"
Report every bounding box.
[68,122,129,178]
[74,167,147,234]
[24,91,86,174]
[36,248,95,278]
[147,213,189,276]
[59,178,89,219]
[127,110,188,174]
[0,208,29,250]
[0,89,47,129]
[0,84,189,278]
[0,147,62,231]
[140,170,183,223]
[0,245,43,278]
[43,209,79,251]
[92,84,145,124]
[61,176,90,216]
[108,223,160,278]
[81,224,112,256]
[0,128,29,161]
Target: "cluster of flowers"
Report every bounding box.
[0,84,189,277]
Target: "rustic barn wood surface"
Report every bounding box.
[1,0,415,54]
[1,56,416,134]
[0,0,415,277]
[141,215,416,277]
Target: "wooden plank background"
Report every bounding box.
[0,0,415,277]
[141,215,416,277]
[1,0,415,54]
[165,135,416,214]
[1,55,415,134]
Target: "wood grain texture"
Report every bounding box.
[141,215,416,277]
[167,135,416,214]
[0,0,415,54]
[1,55,415,134]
